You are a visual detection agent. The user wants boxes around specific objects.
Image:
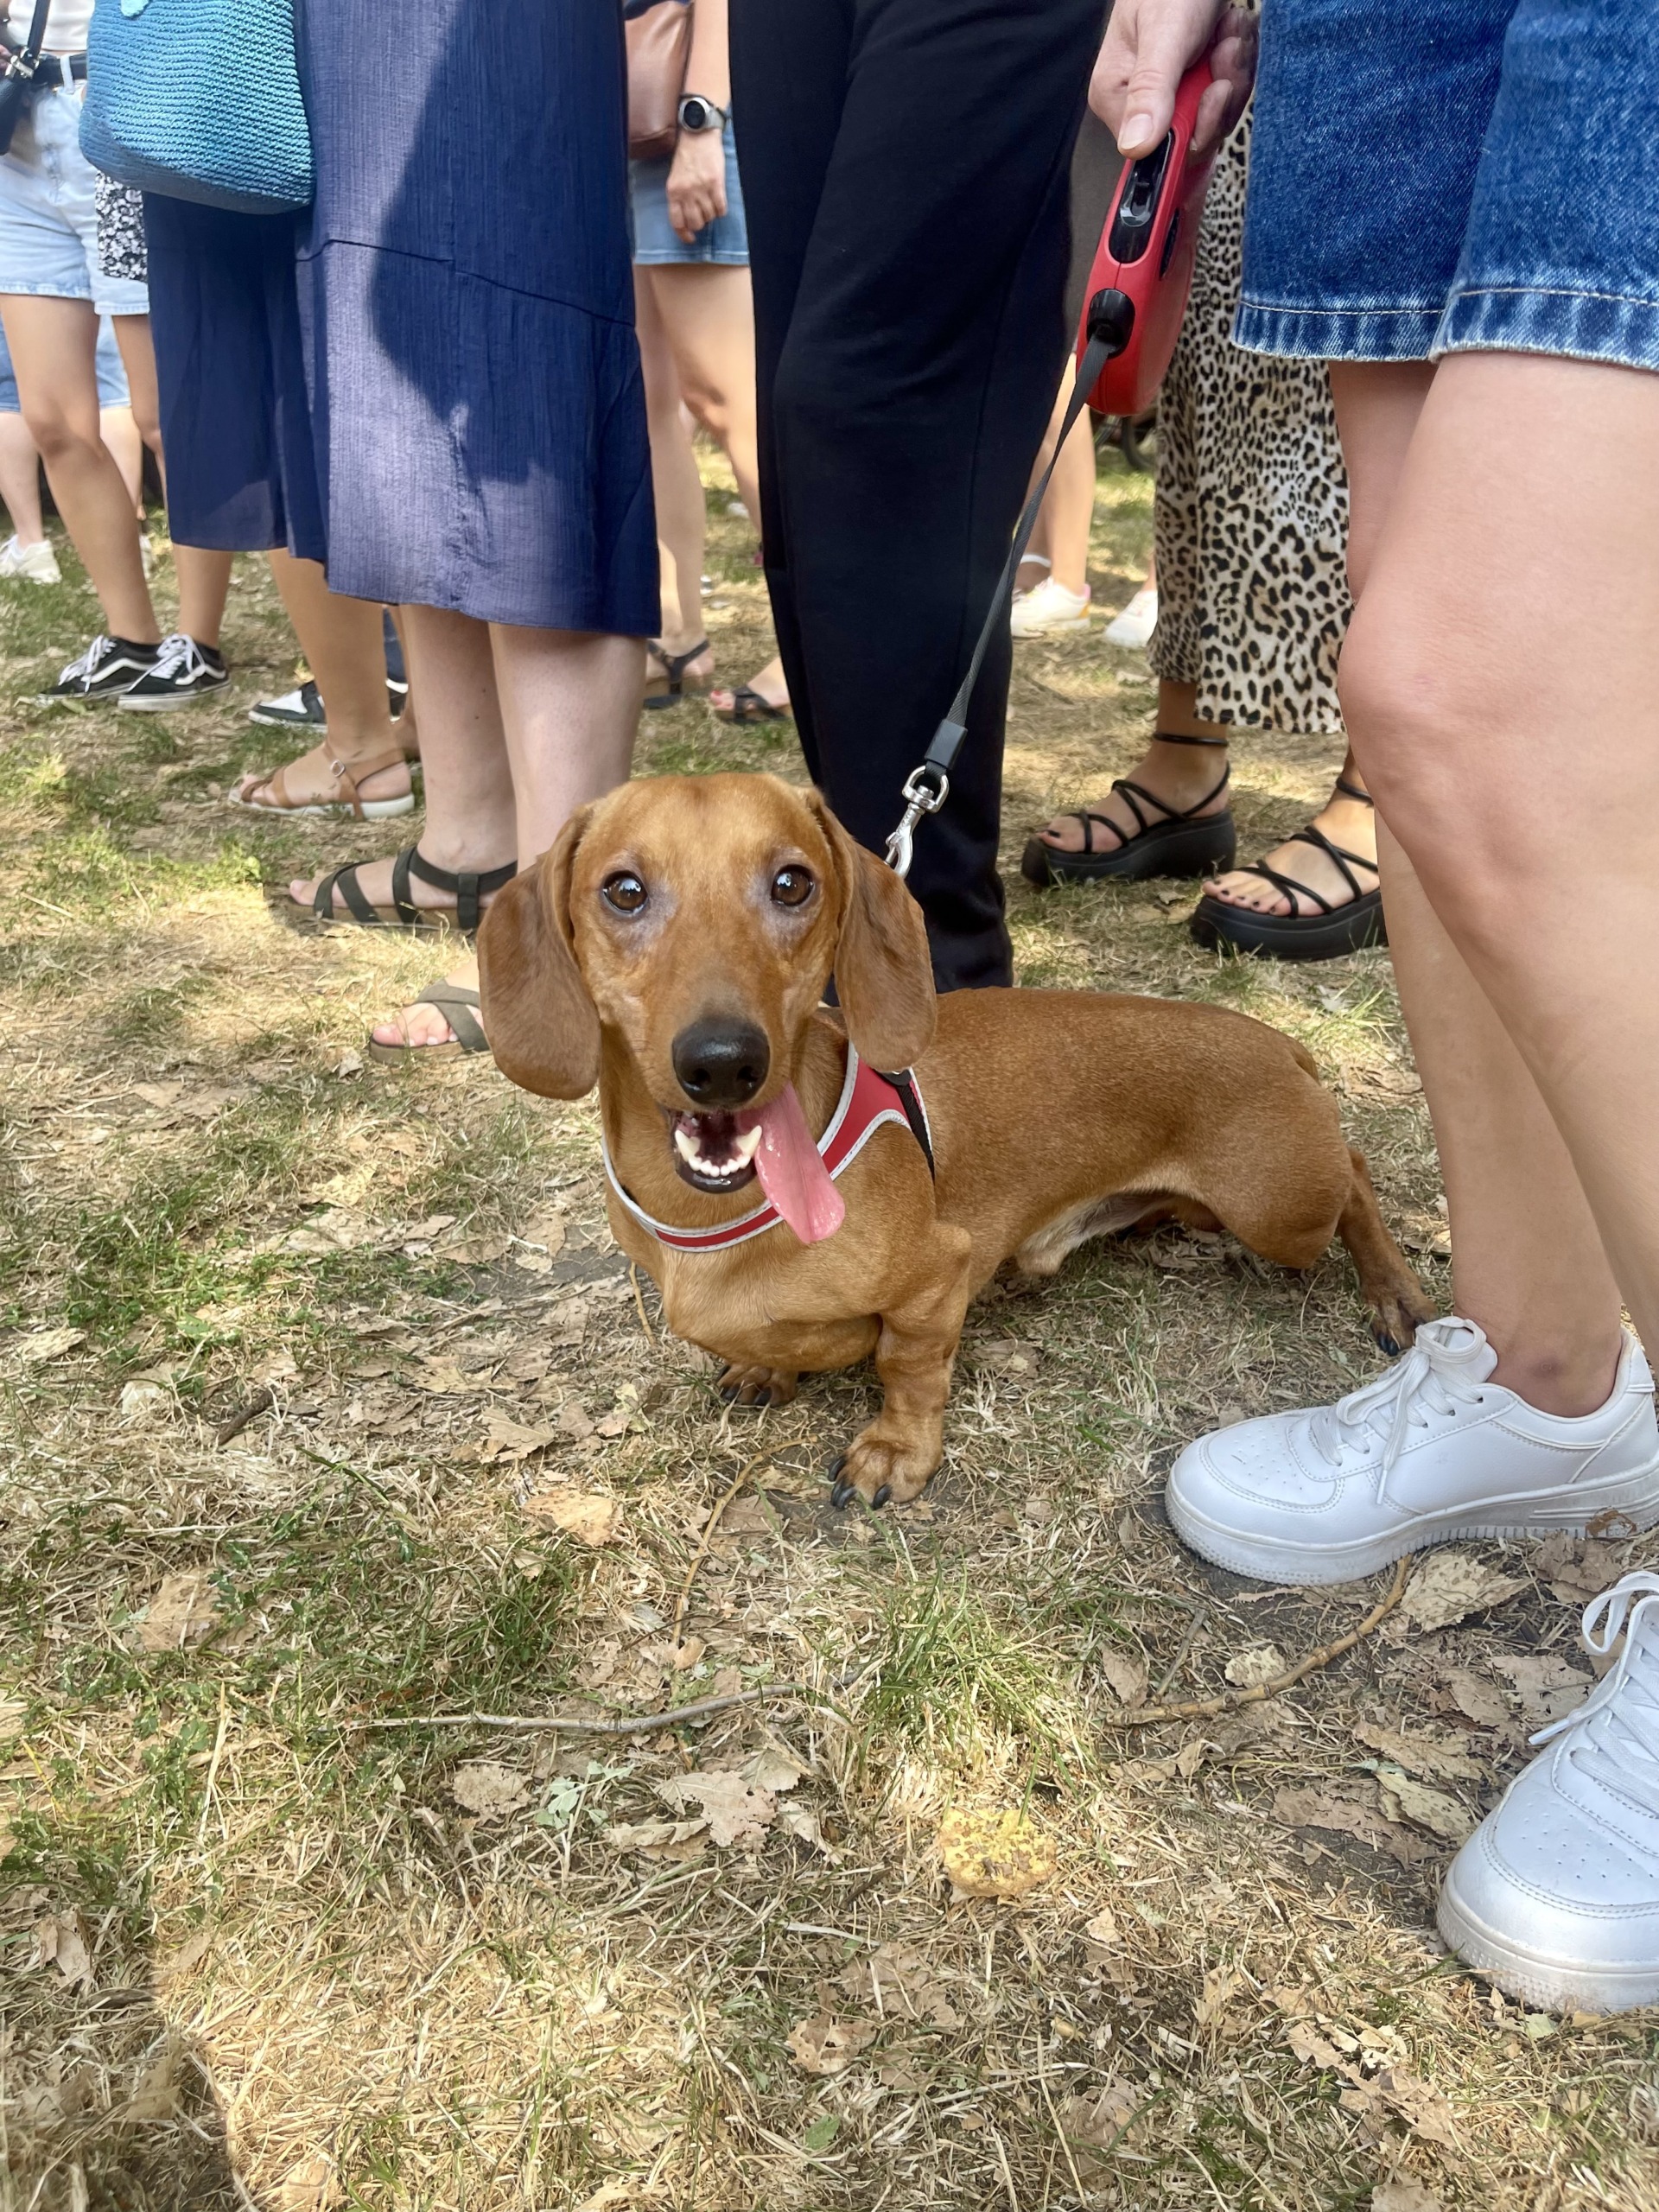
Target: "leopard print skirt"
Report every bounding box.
[1147,111,1351,734]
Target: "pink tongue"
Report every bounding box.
[748,1084,845,1244]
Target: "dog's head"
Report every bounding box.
[478,774,936,1195]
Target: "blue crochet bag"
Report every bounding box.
[79,0,312,215]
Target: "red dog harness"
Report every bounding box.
[603,1045,933,1255]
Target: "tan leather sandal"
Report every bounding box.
[230,741,415,821]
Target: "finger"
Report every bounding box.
[1190,73,1234,157]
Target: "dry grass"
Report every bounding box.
[1,455,1656,2212]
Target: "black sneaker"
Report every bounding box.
[119,633,230,711]
[249,677,325,731]
[39,634,161,703]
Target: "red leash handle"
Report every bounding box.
[1078,62,1218,419]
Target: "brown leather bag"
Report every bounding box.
[626,0,692,162]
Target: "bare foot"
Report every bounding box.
[1205,782,1377,915]
[709,655,791,721]
[1036,735,1229,855]
[236,738,412,815]
[371,952,483,1052]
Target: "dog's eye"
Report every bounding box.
[771,867,815,909]
[601,872,647,914]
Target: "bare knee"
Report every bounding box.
[21,404,100,469]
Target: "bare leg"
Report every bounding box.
[648,263,791,715]
[634,269,713,678]
[99,405,144,515]
[0,410,47,544]
[365,622,642,1051]
[245,551,411,810]
[2,295,156,641]
[1021,357,1096,597]
[111,315,232,648]
[1334,357,1628,1415]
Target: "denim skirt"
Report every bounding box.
[631,118,749,265]
[293,0,658,634]
[1238,0,1659,371]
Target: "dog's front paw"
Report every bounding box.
[717,1362,798,1408]
[828,1429,938,1510]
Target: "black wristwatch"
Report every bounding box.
[677,92,728,133]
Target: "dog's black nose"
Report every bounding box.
[671,1018,770,1108]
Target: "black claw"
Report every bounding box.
[873,1484,892,1509]
[754,1389,772,1408]
[1375,1331,1402,1357]
[830,1479,855,1510]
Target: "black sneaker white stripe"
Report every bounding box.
[39,635,161,703]
[118,633,230,711]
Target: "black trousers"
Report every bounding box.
[730,0,1103,990]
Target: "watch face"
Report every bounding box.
[679,95,715,130]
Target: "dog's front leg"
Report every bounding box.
[831,1227,974,1508]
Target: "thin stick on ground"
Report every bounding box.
[671,1451,771,1653]
[1110,1555,1414,1728]
[354,1682,848,1738]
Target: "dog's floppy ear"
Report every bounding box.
[809,791,938,1071]
[477,808,601,1098]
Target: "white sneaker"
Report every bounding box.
[1104,584,1158,649]
[1009,576,1091,637]
[1439,1571,1659,2013]
[1166,1318,1659,1585]
[0,533,60,586]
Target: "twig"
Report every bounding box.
[353,1681,847,1738]
[1149,1603,1209,1700]
[214,1388,273,1446]
[1033,2031,1087,2205]
[629,1262,657,1349]
[671,1452,770,1653]
[1109,1556,1413,1729]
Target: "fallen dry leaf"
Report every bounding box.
[1272,1786,1431,1866]
[974,1338,1041,1379]
[138,1571,219,1652]
[518,1209,568,1262]
[1224,1643,1285,1688]
[1489,1652,1592,1727]
[408,1357,476,1396]
[0,1691,24,1745]
[607,1817,709,1856]
[275,2152,344,2212]
[479,1410,557,1463]
[1376,1770,1477,1845]
[1096,1649,1148,1707]
[32,1911,93,1986]
[593,1408,633,1439]
[1444,1669,1510,1729]
[1353,1722,1482,1783]
[1057,2081,1142,2176]
[443,1229,512,1266]
[839,1943,962,2028]
[786,2013,877,2076]
[658,1769,776,1848]
[9,1325,85,1371]
[555,1401,595,1442]
[1400,1553,1524,1633]
[450,1761,531,1820]
[1193,1965,1247,2033]
[153,1925,214,1989]
[524,1491,621,1547]
[938,1807,1057,1898]
[1373,2177,1445,2212]
[1082,1904,1120,1950]
[1288,2024,1459,2149]
[1533,1533,1620,1607]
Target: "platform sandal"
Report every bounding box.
[365,980,490,1063]
[308,846,517,932]
[231,741,415,821]
[644,637,711,710]
[1020,733,1236,887]
[713,683,791,727]
[1189,778,1385,961]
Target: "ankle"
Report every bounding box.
[1484,1336,1623,1418]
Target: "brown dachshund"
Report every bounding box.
[478,773,1433,1507]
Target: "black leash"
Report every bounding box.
[882,293,1134,880]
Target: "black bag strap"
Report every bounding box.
[14,0,53,65]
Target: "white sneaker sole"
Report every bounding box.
[1437,1872,1659,2015]
[1011,614,1091,638]
[1166,1461,1659,1586]
[119,683,230,713]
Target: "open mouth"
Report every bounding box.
[671,1109,763,1192]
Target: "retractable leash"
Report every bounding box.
[883,62,1219,880]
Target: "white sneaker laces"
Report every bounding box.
[149,632,204,682]
[1308,1319,1492,1488]
[1531,1572,1659,1815]
[59,635,115,685]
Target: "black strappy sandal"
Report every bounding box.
[365,979,490,1063]
[644,637,711,710]
[1189,778,1386,961]
[713,683,791,727]
[1020,733,1236,887]
[308,845,518,933]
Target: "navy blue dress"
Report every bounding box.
[293,0,658,632]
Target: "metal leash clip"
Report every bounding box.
[883,764,950,880]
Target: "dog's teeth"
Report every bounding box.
[733,1126,762,1163]
[673,1126,701,1165]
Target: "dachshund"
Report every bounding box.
[478,773,1433,1507]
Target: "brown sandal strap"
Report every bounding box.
[330,744,412,821]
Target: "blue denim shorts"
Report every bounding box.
[630,117,748,265]
[1238,0,1659,371]
[0,87,150,317]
